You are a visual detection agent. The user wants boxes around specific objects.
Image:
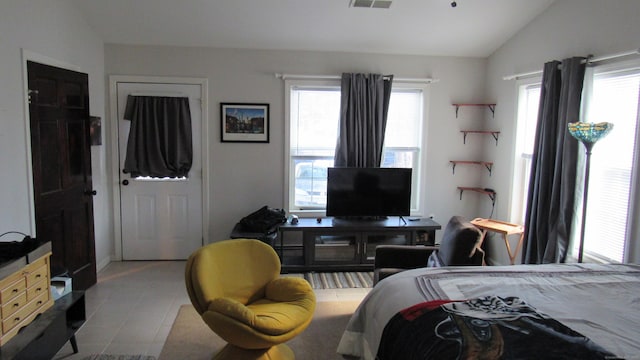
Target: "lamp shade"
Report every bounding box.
[568,122,614,143]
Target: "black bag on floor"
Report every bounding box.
[239,206,287,233]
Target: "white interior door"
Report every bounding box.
[116,81,203,260]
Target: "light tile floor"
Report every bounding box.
[53,261,370,359]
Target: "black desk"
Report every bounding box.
[0,291,85,360]
[277,217,441,272]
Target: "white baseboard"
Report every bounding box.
[96,255,112,273]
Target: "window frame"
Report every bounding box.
[509,78,541,226]
[578,61,640,263]
[284,78,430,217]
[509,59,640,263]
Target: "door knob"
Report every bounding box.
[122,180,129,186]
[84,190,97,196]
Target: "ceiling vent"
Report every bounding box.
[350,0,393,9]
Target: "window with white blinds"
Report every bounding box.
[512,64,640,263]
[285,80,428,214]
[579,68,640,262]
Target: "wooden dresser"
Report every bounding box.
[0,243,53,346]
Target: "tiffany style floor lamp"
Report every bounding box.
[568,121,614,263]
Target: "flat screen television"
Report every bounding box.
[326,167,412,219]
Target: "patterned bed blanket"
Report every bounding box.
[377,296,619,360]
[337,264,640,360]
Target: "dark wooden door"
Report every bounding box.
[27,61,97,290]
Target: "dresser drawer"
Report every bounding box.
[27,278,49,302]
[0,270,22,291]
[2,291,49,334]
[24,258,48,287]
[1,291,27,319]
[0,277,26,303]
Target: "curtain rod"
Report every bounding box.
[275,73,438,84]
[503,48,640,80]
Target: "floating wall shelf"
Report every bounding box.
[452,103,496,118]
[460,130,500,145]
[457,186,497,206]
[452,101,498,210]
[450,161,494,176]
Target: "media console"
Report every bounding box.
[277,217,441,272]
[0,291,85,360]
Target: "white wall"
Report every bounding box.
[486,0,640,264]
[105,45,489,244]
[4,0,638,268]
[0,1,111,269]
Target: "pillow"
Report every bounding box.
[435,216,483,266]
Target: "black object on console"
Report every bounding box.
[231,206,287,246]
[0,233,45,264]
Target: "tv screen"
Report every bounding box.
[326,167,412,218]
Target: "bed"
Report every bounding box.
[337,263,640,359]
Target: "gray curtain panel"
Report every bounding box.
[334,73,393,168]
[123,95,193,178]
[522,57,585,264]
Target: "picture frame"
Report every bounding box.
[220,103,270,143]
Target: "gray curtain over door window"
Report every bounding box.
[522,57,585,264]
[334,73,393,168]
[123,95,193,178]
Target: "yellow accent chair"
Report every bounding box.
[185,238,316,360]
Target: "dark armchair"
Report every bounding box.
[374,245,439,284]
[373,216,484,285]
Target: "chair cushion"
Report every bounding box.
[433,216,483,266]
[265,277,314,302]
[208,277,315,336]
[208,298,308,336]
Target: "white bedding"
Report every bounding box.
[337,263,640,359]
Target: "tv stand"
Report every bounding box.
[277,216,441,272]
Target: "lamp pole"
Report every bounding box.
[577,141,595,263]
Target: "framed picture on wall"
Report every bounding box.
[220,103,270,143]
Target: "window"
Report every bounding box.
[511,63,640,263]
[285,79,427,214]
[288,84,339,209]
[511,82,541,225]
[578,67,640,262]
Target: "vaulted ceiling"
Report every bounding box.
[72,0,556,57]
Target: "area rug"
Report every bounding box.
[159,301,361,360]
[304,271,373,289]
